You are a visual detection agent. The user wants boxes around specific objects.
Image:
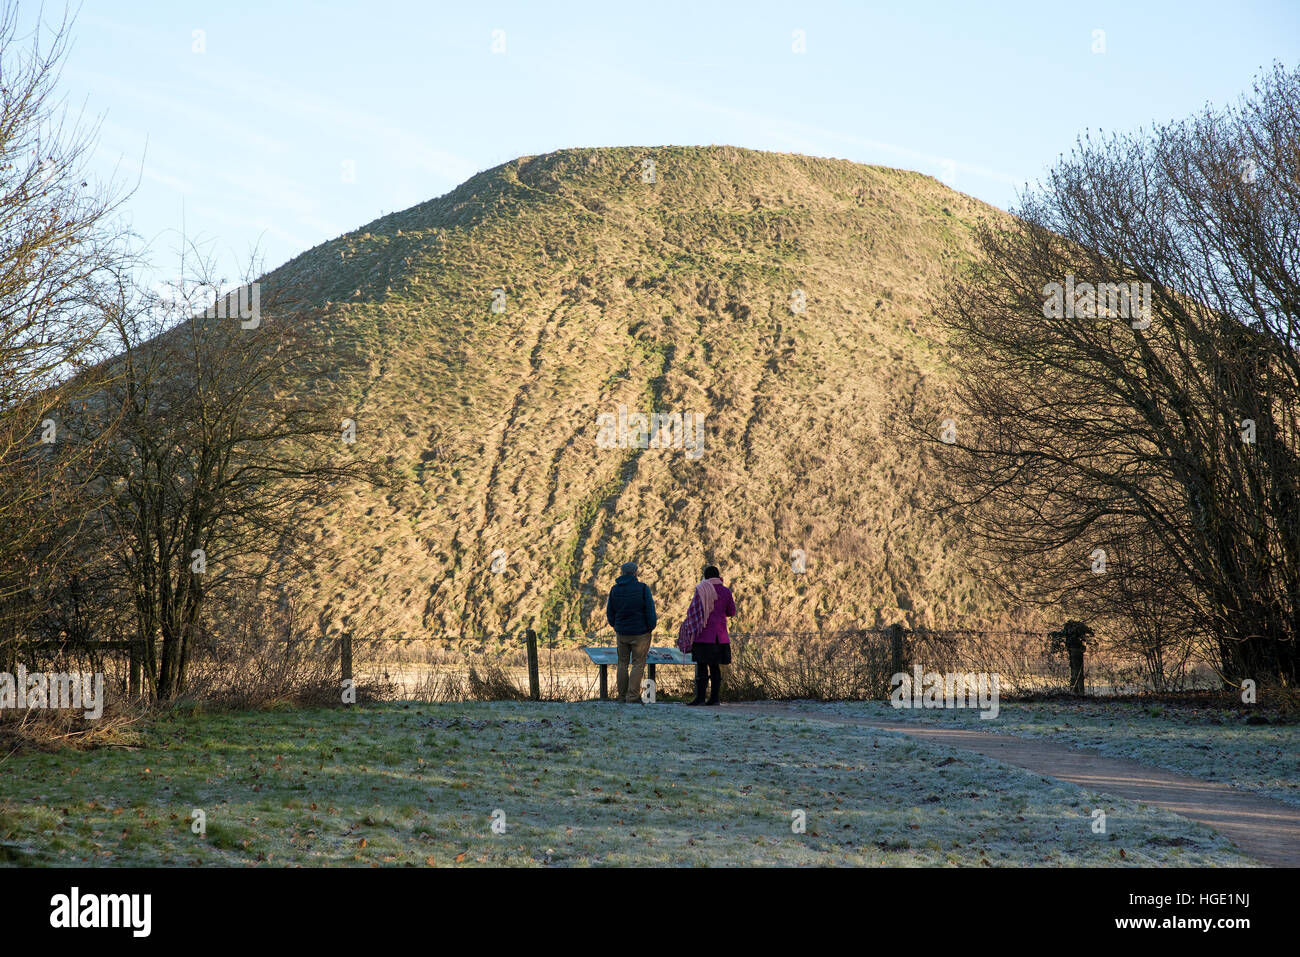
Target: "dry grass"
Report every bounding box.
[0,697,144,758]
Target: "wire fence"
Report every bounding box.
[5,624,1212,704]
[326,626,1165,702]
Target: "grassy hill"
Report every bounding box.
[258,145,1033,642]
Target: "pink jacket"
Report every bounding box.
[695,583,736,644]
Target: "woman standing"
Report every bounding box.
[677,565,736,706]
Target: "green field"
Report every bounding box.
[0,702,1258,867]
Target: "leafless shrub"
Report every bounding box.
[179,591,348,707]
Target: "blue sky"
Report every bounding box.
[25,0,1300,286]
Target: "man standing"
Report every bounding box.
[605,561,657,704]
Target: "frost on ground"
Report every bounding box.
[791,700,1300,808]
[0,701,1258,867]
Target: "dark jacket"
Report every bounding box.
[605,573,657,636]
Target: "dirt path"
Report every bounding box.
[725,701,1300,867]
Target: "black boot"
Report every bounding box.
[686,678,707,706]
[705,669,721,706]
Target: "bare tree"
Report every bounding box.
[920,63,1299,687]
[0,3,133,662]
[0,6,390,699]
[58,249,394,699]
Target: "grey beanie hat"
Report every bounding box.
[620,561,638,576]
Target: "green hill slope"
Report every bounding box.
[260,145,1030,641]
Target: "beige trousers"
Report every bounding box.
[616,632,653,702]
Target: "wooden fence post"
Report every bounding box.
[129,638,141,699]
[525,628,540,701]
[340,632,353,690]
[889,623,906,678]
